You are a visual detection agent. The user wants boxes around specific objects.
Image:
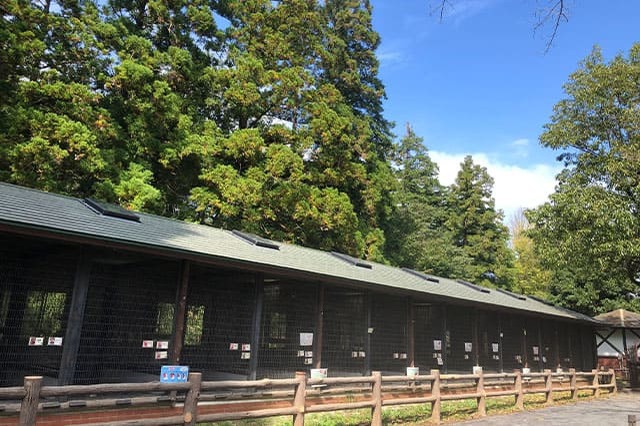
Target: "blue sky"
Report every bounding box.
[371,0,640,221]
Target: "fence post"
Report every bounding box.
[20,376,42,426]
[476,368,486,417]
[544,369,553,404]
[293,371,307,426]
[569,368,577,401]
[592,369,600,397]
[430,369,441,424]
[609,368,617,394]
[514,370,524,410]
[371,371,382,426]
[629,414,637,426]
[183,372,202,426]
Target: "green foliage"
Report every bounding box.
[528,44,640,314]
[446,156,515,287]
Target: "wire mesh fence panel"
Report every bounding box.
[524,317,545,372]
[75,259,179,384]
[322,288,367,376]
[478,310,501,372]
[370,294,407,374]
[257,279,317,379]
[540,320,557,370]
[558,322,572,370]
[501,313,525,372]
[0,240,76,386]
[568,323,584,370]
[446,306,474,373]
[580,325,596,371]
[413,303,445,372]
[181,266,257,380]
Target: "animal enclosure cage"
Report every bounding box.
[0,231,597,386]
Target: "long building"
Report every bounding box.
[0,182,596,386]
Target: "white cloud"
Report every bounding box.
[510,138,530,158]
[430,151,561,222]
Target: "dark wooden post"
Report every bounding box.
[629,414,637,426]
[364,292,372,376]
[569,368,578,401]
[293,371,306,426]
[544,369,553,404]
[408,299,415,368]
[248,274,264,380]
[183,372,202,426]
[522,326,528,369]
[514,370,524,410]
[553,324,559,368]
[313,285,325,369]
[170,260,190,365]
[568,323,574,368]
[58,254,91,385]
[476,368,486,417]
[498,314,504,373]
[537,322,544,372]
[442,306,448,374]
[623,328,629,354]
[472,309,480,367]
[430,369,441,423]
[371,371,382,426]
[20,376,42,426]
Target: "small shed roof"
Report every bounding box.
[0,182,596,324]
[594,309,640,328]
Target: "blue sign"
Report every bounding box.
[160,365,189,383]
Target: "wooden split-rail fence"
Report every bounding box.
[0,368,616,425]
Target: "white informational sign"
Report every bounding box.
[437,357,443,366]
[351,351,358,358]
[399,353,407,359]
[48,337,63,346]
[156,341,169,349]
[28,337,44,346]
[297,350,305,357]
[155,351,168,360]
[464,354,469,360]
[359,351,366,358]
[304,358,313,365]
[142,340,154,348]
[229,343,239,350]
[433,340,442,351]
[305,351,313,358]
[464,342,472,353]
[242,344,251,351]
[393,353,399,359]
[492,343,499,353]
[532,346,539,355]
[241,352,251,360]
[299,333,314,347]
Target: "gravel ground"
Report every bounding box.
[458,391,640,425]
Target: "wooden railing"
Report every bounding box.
[0,368,616,426]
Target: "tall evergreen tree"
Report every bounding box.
[446,156,514,287]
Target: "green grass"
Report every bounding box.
[203,390,612,425]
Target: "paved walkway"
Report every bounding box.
[459,392,640,425]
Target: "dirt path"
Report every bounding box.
[458,392,640,425]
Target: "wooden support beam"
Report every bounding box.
[407,298,415,368]
[498,314,504,373]
[537,322,544,372]
[514,371,524,410]
[442,306,448,374]
[183,372,202,426]
[58,254,91,386]
[170,260,190,366]
[364,292,372,376]
[248,274,264,381]
[472,309,479,367]
[313,285,325,369]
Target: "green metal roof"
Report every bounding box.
[0,182,594,323]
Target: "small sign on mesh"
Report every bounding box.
[160,365,189,383]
